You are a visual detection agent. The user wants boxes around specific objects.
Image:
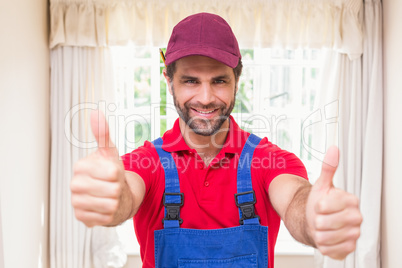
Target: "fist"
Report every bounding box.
[70,110,125,227]
[306,146,363,260]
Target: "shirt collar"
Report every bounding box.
[161,115,249,155]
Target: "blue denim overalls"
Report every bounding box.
[152,134,269,267]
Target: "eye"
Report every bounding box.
[185,80,197,84]
[214,79,226,84]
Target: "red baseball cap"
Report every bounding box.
[165,13,241,68]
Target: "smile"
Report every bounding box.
[193,109,217,114]
[190,108,220,118]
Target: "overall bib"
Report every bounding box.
[152,134,269,267]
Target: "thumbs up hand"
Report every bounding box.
[70,110,128,227]
[306,146,363,260]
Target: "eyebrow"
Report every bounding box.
[179,75,232,81]
[179,75,198,80]
[212,75,231,81]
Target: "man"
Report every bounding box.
[71,13,362,268]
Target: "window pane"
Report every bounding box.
[134,120,150,148]
[134,47,152,58]
[303,49,320,60]
[234,65,254,113]
[269,66,291,108]
[134,66,151,107]
[271,48,295,59]
[275,117,300,152]
[240,49,254,61]
[160,66,167,115]
[160,118,167,137]
[302,67,319,110]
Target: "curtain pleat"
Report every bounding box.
[312,0,383,267]
[50,46,126,268]
[49,0,363,59]
[357,0,383,267]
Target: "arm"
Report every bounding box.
[123,171,146,219]
[70,110,146,227]
[268,147,363,260]
[269,175,315,246]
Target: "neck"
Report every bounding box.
[179,118,230,156]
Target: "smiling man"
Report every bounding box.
[70,13,362,268]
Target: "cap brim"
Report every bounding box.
[165,46,240,68]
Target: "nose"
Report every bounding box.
[197,82,216,105]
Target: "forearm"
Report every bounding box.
[283,184,316,247]
[270,147,362,260]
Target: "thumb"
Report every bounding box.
[90,109,118,159]
[314,145,339,191]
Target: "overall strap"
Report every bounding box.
[235,133,262,225]
[152,138,183,229]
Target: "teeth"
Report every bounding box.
[196,109,215,114]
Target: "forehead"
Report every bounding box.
[175,56,233,76]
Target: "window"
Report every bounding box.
[112,46,323,256]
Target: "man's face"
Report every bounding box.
[165,56,238,136]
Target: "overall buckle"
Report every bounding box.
[162,193,184,225]
[235,190,260,224]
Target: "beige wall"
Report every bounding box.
[0,0,50,267]
[382,1,402,268]
[0,198,3,267]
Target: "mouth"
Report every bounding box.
[191,108,219,117]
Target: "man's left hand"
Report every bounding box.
[306,146,363,260]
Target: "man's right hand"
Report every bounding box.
[70,110,129,227]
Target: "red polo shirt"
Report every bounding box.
[121,116,308,268]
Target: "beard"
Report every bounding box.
[172,85,236,136]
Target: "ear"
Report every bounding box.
[163,69,173,95]
[235,79,240,94]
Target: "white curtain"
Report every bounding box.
[50,46,126,268]
[312,0,383,267]
[49,0,363,59]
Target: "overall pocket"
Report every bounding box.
[178,254,257,268]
